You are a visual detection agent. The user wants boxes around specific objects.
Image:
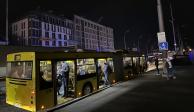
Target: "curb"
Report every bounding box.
[46,81,121,112]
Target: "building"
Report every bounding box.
[11,11,75,47]
[74,15,114,51]
[11,12,115,51]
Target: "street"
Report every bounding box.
[54,65,194,112]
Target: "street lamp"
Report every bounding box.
[169,3,177,52]
[124,30,130,50]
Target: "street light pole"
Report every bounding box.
[124,30,130,50]
[6,0,9,45]
[170,3,177,52]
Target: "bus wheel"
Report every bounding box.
[83,84,92,96]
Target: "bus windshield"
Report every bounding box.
[7,61,33,79]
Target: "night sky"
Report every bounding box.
[0,0,194,51]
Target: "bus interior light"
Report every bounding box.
[41,105,45,109]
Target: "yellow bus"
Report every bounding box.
[6,51,118,111]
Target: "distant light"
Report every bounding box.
[189,48,192,52]
[78,92,81,96]
[183,49,185,52]
[113,80,116,83]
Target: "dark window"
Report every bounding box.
[45,41,49,46]
[52,33,55,39]
[52,41,56,46]
[58,41,62,46]
[45,32,49,38]
[64,42,67,46]
[58,34,62,39]
[64,35,67,40]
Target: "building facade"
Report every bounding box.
[11,12,114,51]
[74,15,114,51]
[11,11,75,47]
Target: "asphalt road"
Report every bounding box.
[55,65,194,112]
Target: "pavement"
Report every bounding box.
[0,65,194,112]
[54,65,194,112]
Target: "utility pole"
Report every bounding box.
[169,3,177,52]
[6,0,9,45]
[124,30,130,50]
[157,0,165,32]
[157,0,167,76]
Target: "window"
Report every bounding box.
[77,59,96,76]
[39,61,52,90]
[58,34,62,39]
[64,35,67,40]
[58,41,62,46]
[45,32,49,38]
[52,33,56,39]
[7,61,33,79]
[52,41,56,46]
[123,57,132,69]
[107,58,114,72]
[64,42,67,46]
[45,41,49,46]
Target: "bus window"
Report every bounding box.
[39,61,52,90]
[107,58,114,72]
[123,57,132,69]
[7,61,32,79]
[77,59,96,76]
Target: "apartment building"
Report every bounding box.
[11,11,75,47]
[74,15,114,51]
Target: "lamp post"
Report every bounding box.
[124,30,130,50]
[6,0,9,45]
[169,3,177,52]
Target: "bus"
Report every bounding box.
[6,51,145,111]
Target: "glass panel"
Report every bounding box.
[40,61,52,82]
[7,61,32,79]
[107,58,114,72]
[77,59,96,76]
[123,57,132,68]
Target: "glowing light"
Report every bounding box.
[93,88,96,90]
[31,90,35,95]
[113,80,116,83]
[41,105,45,109]
[78,92,81,96]
[183,49,185,52]
[189,49,192,52]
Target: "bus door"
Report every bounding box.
[55,60,75,104]
[97,59,107,88]
[36,60,54,110]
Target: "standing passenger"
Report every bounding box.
[61,61,70,97]
[103,62,109,85]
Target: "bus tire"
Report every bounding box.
[82,82,93,96]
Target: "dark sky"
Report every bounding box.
[0,0,194,51]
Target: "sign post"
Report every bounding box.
[157,32,168,77]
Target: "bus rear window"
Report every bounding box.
[7,61,32,79]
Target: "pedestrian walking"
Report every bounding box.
[166,57,176,80]
[154,56,160,75]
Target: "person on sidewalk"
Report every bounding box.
[154,56,160,75]
[166,57,176,80]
